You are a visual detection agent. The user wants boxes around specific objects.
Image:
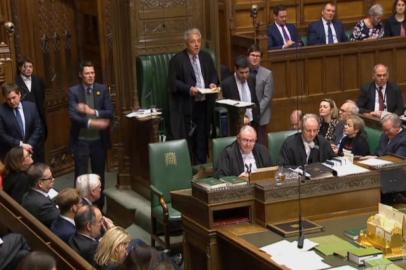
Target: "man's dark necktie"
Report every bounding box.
[378,86,385,111]
[281,25,290,42]
[15,108,25,137]
[87,87,92,95]
[327,22,334,44]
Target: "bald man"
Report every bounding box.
[214,125,272,178]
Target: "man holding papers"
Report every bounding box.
[221,56,259,126]
[214,125,271,178]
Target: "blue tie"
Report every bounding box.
[327,22,334,44]
[15,108,25,137]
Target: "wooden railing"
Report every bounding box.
[0,190,93,270]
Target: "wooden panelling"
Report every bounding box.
[342,54,358,90]
[324,56,341,93]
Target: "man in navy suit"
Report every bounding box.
[68,60,114,209]
[307,2,348,45]
[16,57,46,162]
[377,113,406,157]
[51,188,82,243]
[357,64,404,117]
[267,5,301,49]
[0,83,44,160]
[22,163,60,228]
[168,28,219,164]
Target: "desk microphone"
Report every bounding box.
[297,165,305,249]
[245,163,252,183]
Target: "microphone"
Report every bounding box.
[245,163,252,183]
[297,165,305,249]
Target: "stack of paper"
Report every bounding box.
[260,239,331,270]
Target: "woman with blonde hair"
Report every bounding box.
[95,226,132,270]
[337,115,370,156]
[319,98,340,143]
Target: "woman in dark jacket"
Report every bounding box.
[385,0,406,37]
[3,147,33,203]
[338,115,370,156]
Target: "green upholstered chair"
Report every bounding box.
[365,127,382,155]
[149,139,193,249]
[267,130,297,165]
[212,136,236,164]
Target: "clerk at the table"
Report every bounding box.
[214,125,271,178]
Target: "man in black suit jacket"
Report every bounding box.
[377,113,406,157]
[221,55,260,125]
[280,114,335,166]
[16,57,46,162]
[0,83,44,160]
[68,205,113,266]
[51,188,81,243]
[307,2,348,45]
[268,5,301,49]
[68,60,114,209]
[22,163,59,228]
[168,28,219,164]
[357,64,404,117]
[0,233,31,270]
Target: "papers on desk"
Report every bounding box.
[216,99,254,108]
[358,158,393,168]
[126,109,162,119]
[260,239,331,270]
[322,158,369,177]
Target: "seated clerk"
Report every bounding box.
[214,125,272,178]
[68,205,114,266]
[221,55,259,126]
[336,115,370,156]
[377,113,406,157]
[280,113,335,166]
[21,163,60,228]
[51,187,82,243]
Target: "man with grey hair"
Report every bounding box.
[168,28,219,164]
[357,64,404,117]
[377,113,406,157]
[76,173,102,206]
[333,100,359,145]
[280,113,335,166]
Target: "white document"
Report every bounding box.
[216,99,254,108]
[197,87,220,94]
[322,162,369,177]
[126,110,161,119]
[260,240,330,270]
[48,188,58,199]
[358,158,393,167]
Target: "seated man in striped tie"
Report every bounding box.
[357,64,404,117]
[0,83,44,161]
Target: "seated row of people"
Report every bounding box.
[268,1,406,49]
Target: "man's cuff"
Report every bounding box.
[87,119,92,128]
[95,110,99,117]
[19,141,23,147]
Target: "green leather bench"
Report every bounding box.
[267,130,297,165]
[212,136,236,164]
[365,127,382,155]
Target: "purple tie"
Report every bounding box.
[281,25,290,42]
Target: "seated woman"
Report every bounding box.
[385,0,406,37]
[337,115,370,156]
[3,147,33,203]
[319,98,340,143]
[351,4,385,41]
[95,226,132,270]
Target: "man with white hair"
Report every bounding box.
[334,100,359,145]
[377,113,406,157]
[214,125,272,178]
[280,113,335,166]
[76,173,102,206]
[168,28,219,164]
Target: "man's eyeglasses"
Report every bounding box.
[240,138,256,144]
[41,176,54,181]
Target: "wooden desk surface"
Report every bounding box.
[217,213,406,269]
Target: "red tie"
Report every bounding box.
[378,87,385,111]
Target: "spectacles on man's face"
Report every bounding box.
[41,175,54,181]
[240,138,256,144]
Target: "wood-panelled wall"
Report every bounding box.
[220,0,394,67]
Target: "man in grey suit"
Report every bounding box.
[247,44,274,146]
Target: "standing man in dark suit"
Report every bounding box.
[168,28,219,164]
[22,163,60,228]
[268,5,301,49]
[16,57,46,162]
[357,64,404,117]
[307,2,348,45]
[221,55,260,126]
[247,44,273,146]
[68,60,114,209]
[0,83,44,161]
